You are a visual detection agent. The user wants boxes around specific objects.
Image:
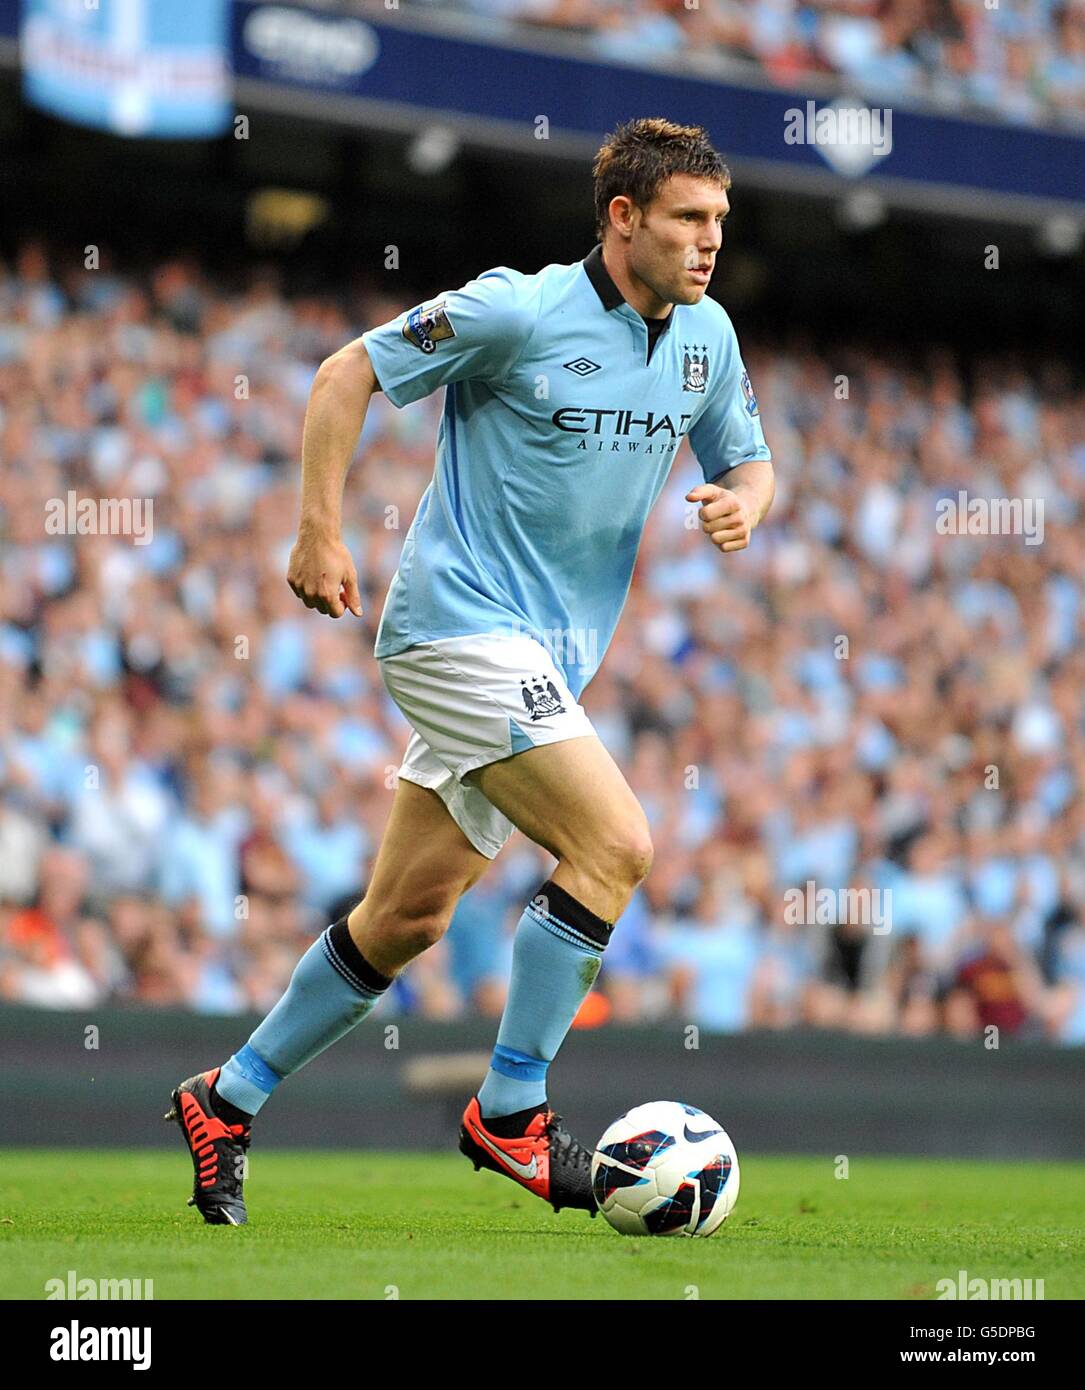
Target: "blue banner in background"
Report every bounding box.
[229,1,1085,211]
[20,0,232,138]
[1,0,1080,203]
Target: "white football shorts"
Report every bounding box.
[378,633,597,858]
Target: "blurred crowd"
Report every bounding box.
[368,0,1085,127]
[1,240,1084,1047]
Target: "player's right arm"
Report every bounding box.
[288,269,532,619]
[288,337,379,619]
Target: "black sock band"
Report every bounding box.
[532,879,613,950]
[209,1085,254,1128]
[327,916,393,994]
[481,1102,547,1136]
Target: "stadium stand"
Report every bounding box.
[2,241,1083,1042]
[358,0,1085,129]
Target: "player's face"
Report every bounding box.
[631,175,730,306]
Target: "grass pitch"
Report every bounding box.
[2,1150,1082,1300]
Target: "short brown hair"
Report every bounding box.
[592,118,731,241]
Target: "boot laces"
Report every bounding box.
[543,1110,592,1173]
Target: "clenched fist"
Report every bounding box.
[685,483,754,553]
[287,525,363,619]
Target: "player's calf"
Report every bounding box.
[164,915,396,1224]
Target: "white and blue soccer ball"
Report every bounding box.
[591,1101,740,1236]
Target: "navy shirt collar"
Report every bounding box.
[582,243,675,340]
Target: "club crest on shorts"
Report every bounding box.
[403,301,456,354]
[521,674,565,721]
[681,345,709,393]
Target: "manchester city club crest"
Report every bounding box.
[403,301,456,354]
[681,344,710,393]
[521,674,566,721]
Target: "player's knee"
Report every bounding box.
[624,829,655,886]
[371,888,456,954]
[400,914,451,955]
[598,821,654,892]
[397,906,453,955]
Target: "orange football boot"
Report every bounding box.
[164,1068,251,1226]
[459,1095,597,1215]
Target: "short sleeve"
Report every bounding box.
[686,317,771,484]
[361,268,535,408]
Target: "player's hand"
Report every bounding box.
[287,526,363,618]
[685,483,754,553]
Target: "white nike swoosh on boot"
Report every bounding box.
[471,1125,539,1180]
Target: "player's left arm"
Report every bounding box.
[686,459,775,553]
[684,321,774,554]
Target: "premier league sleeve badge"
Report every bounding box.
[403,301,457,354]
[740,367,760,416]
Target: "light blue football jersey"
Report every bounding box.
[361,244,770,698]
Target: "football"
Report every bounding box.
[591,1101,740,1236]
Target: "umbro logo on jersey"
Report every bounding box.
[563,357,601,376]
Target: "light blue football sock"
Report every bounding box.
[477,880,612,1119]
[215,917,391,1117]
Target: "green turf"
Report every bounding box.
[1,1150,1082,1300]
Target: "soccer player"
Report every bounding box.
[167,118,774,1225]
